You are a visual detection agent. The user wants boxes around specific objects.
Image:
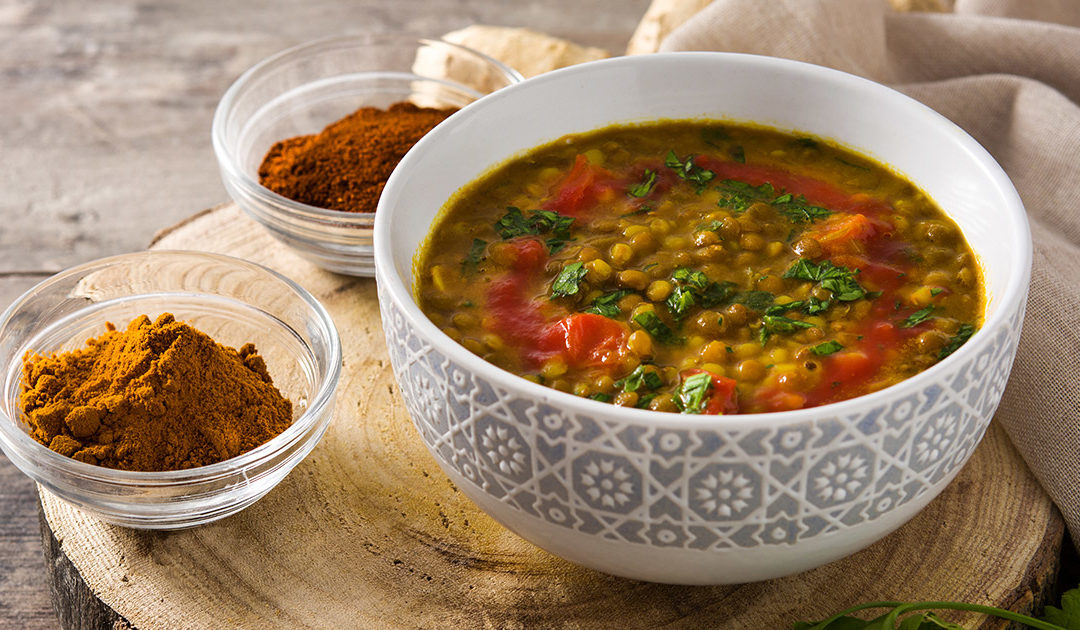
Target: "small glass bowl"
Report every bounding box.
[0,251,341,529]
[211,35,524,276]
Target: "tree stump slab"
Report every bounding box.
[38,205,1064,629]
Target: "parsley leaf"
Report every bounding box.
[633,311,679,344]
[716,179,775,213]
[734,290,776,312]
[731,145,746,164]
[701,127,731,149]
[628,169,657,198]
[1041,586,1080,629]
[551,262,588,298]
[676,371,712,414]
[615,365,664,393]
[771,193,831,223]
[583,289,633,319]
[665,268,736,320]
[636,393,658,408]
[783,259,868,302]
[588,392,612,403]
[811,340,844,356]
[666,285,697,322]
[493,207,576,254]
[900,306,936,328]
[620,204,653,218]
[665,150,715,193]
[760,314,814,344]
[930,287,944,297]
[938,323,975,360]
[461,238,487,273]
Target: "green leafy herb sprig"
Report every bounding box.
[494,207,576,253]
[551,262,587,298]
[784,259,869,302]
[675,371,712,414]
[584,289,633,319]
[716,179,775,213]
[771,193,831,224]
[793,585,1080,630]
[666,268,736,322]
[665,150,716,193]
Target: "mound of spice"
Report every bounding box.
[19,313,293,472]
[258,101,457,213]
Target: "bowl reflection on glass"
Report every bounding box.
[374,53,1031,584]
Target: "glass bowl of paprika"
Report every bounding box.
[211,34,524,276]
[0,250,342,529]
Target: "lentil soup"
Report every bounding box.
[415,121,983,414]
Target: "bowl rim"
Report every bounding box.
[0,249,343,485]
[374,51,1032,431]
[210,34,524,226]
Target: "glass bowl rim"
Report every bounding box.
[0,249,343,486]
[210,34,524,226]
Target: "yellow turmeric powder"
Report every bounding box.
[19,313,292,472]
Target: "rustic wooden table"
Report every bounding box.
[0,2,649,626]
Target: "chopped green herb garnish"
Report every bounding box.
[930,287,944,297]
[731,145,746,164]
[701,127,731,149]
[615,365,664,392]
[666,268,735,319]
[760,314,814,344]
[494,207,575,254]
[900,306,936,328]
[665,150,715,193]
[461,238,487,273]
[550,262,587,298]
[461,300,474,308]
[697,219,725,234]
[620,204,653,218]
[636,393,658,409]
[666,285,697,321]
[642,262,658,272]
[672,267,709,289]
[628,169,657,198]
[588,392,612,403]
[676,372,713,414]
[716,179,775,213]
[734,290,775,312]
[765,296,831,317]
[783,259,867,302]
[633,311,679,344]
[584,289,633,319]
[938,323,975,360]
[771,193,831,224]
[811,340,845,356]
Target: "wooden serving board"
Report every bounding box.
[38,204,1063,629]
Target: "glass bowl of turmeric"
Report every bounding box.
[0,250,341,529]
[211,34,523,276]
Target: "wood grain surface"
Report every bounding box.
[0,2,650,627]
[36,205,1064,629]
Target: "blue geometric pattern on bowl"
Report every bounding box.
[379,286,1022,551]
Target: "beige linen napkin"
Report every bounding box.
[656,0,1080,551]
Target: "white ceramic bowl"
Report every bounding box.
[374,53,1031,584]
[0,251,341,529]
